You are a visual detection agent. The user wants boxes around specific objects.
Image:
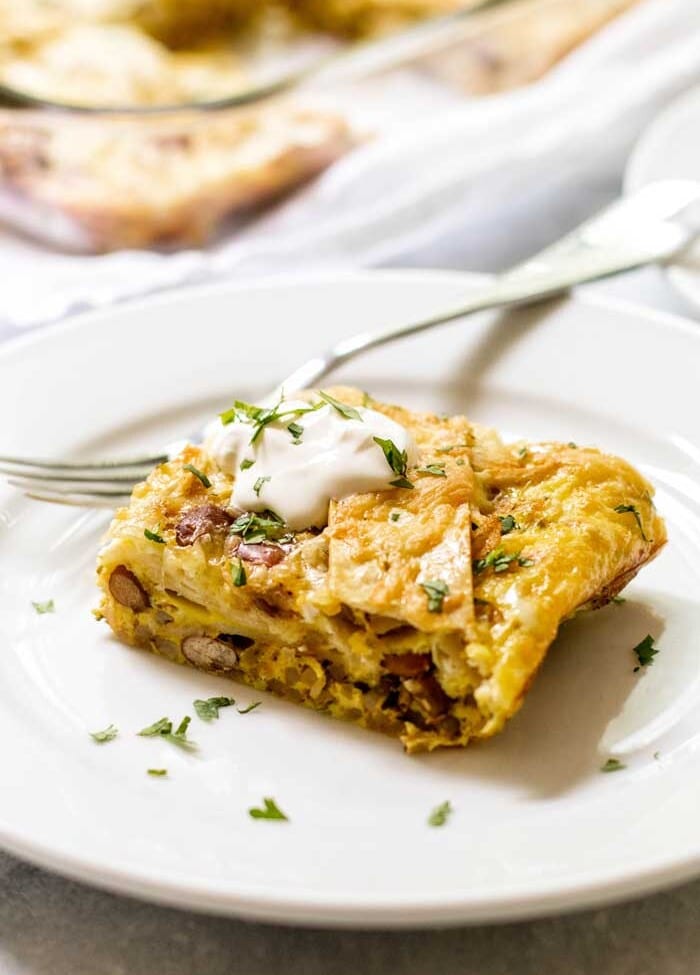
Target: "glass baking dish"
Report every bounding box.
[0,0,510,114]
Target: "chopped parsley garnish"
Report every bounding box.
[249,797,288,821]
[138,717,172,737]
[601,758,626,773]
[231,558,247,587]
[287,421,304,443]
[611,595,626,605]
[237,701,261,714]
[390,512,401,523]
[144,527,166,545]
[194,696,236,721]
[147,768,168,776]
[567,442,578,449]
[183,463,211,488]
[373,436,414,489]
[32,599,55,614]
[420,579,449,613]
[166,715,197,750]
[418,463,446,477]
[456,458,465,466]
[240,458,255,471]
[428,800,452,827]
[614,503,648,541]
[436,443,470,454]
[517,446,529,459]
[498,514,519,535]
[361,391,372,407]
[633,634,658,672]
[138,715,197,750]
[230,510,292,545]
[90,724,118,744]
[318,391,363,421]
[253,475,271,497]
[221,397,322,445]
[473,548,533,574]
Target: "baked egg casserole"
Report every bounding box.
[96,386,666,753]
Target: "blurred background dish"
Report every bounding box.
[0,0,644,255]
[0,0,491,111]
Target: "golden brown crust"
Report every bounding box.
[95,387,666,752]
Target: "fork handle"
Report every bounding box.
[277,213,689,396]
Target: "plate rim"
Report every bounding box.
[2,268,700,928]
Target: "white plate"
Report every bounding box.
[626,84,700,312]
[2,271,700,928]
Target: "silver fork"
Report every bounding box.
[3,178,700,507]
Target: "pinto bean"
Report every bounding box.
[237,542,286,566]
[181,634,238,672]
[175,504,232,546]
[108,565,150,612]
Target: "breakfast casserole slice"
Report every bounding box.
[96,387,666,752]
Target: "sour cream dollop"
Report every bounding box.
[206,397,419,531]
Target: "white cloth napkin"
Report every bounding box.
[1,0,699,331]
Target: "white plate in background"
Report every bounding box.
[1,271,700,927]
[626,83,700,313]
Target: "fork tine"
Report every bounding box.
[8,478,133,500]
[20,488,131,508]
[0,453,166,478]
[1,467,144,484]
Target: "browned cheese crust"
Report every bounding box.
[96,386,666,752]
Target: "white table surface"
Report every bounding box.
[2,177,699,975]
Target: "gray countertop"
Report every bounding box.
[3,851,700,975]
[1,205,699,974]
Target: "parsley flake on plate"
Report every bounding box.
[90,724,118,744]
[428,800,452,827]
[165,715,197,750]
[237,701,261,714]
[144,527,166,545]
[420,579,449,613]
[249,797,288,821]
[633,634,658,672]
[317,391,363,421]
[614,503,648,542]
[148,768,168,777]
[601,758,626,773]
[137,715,197,750]
[194,697,236,721]
[183,463,211,488]
[138,717,172,737]
[32,599,55,614]
[240,458,255,471]
[373,436,414,490]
